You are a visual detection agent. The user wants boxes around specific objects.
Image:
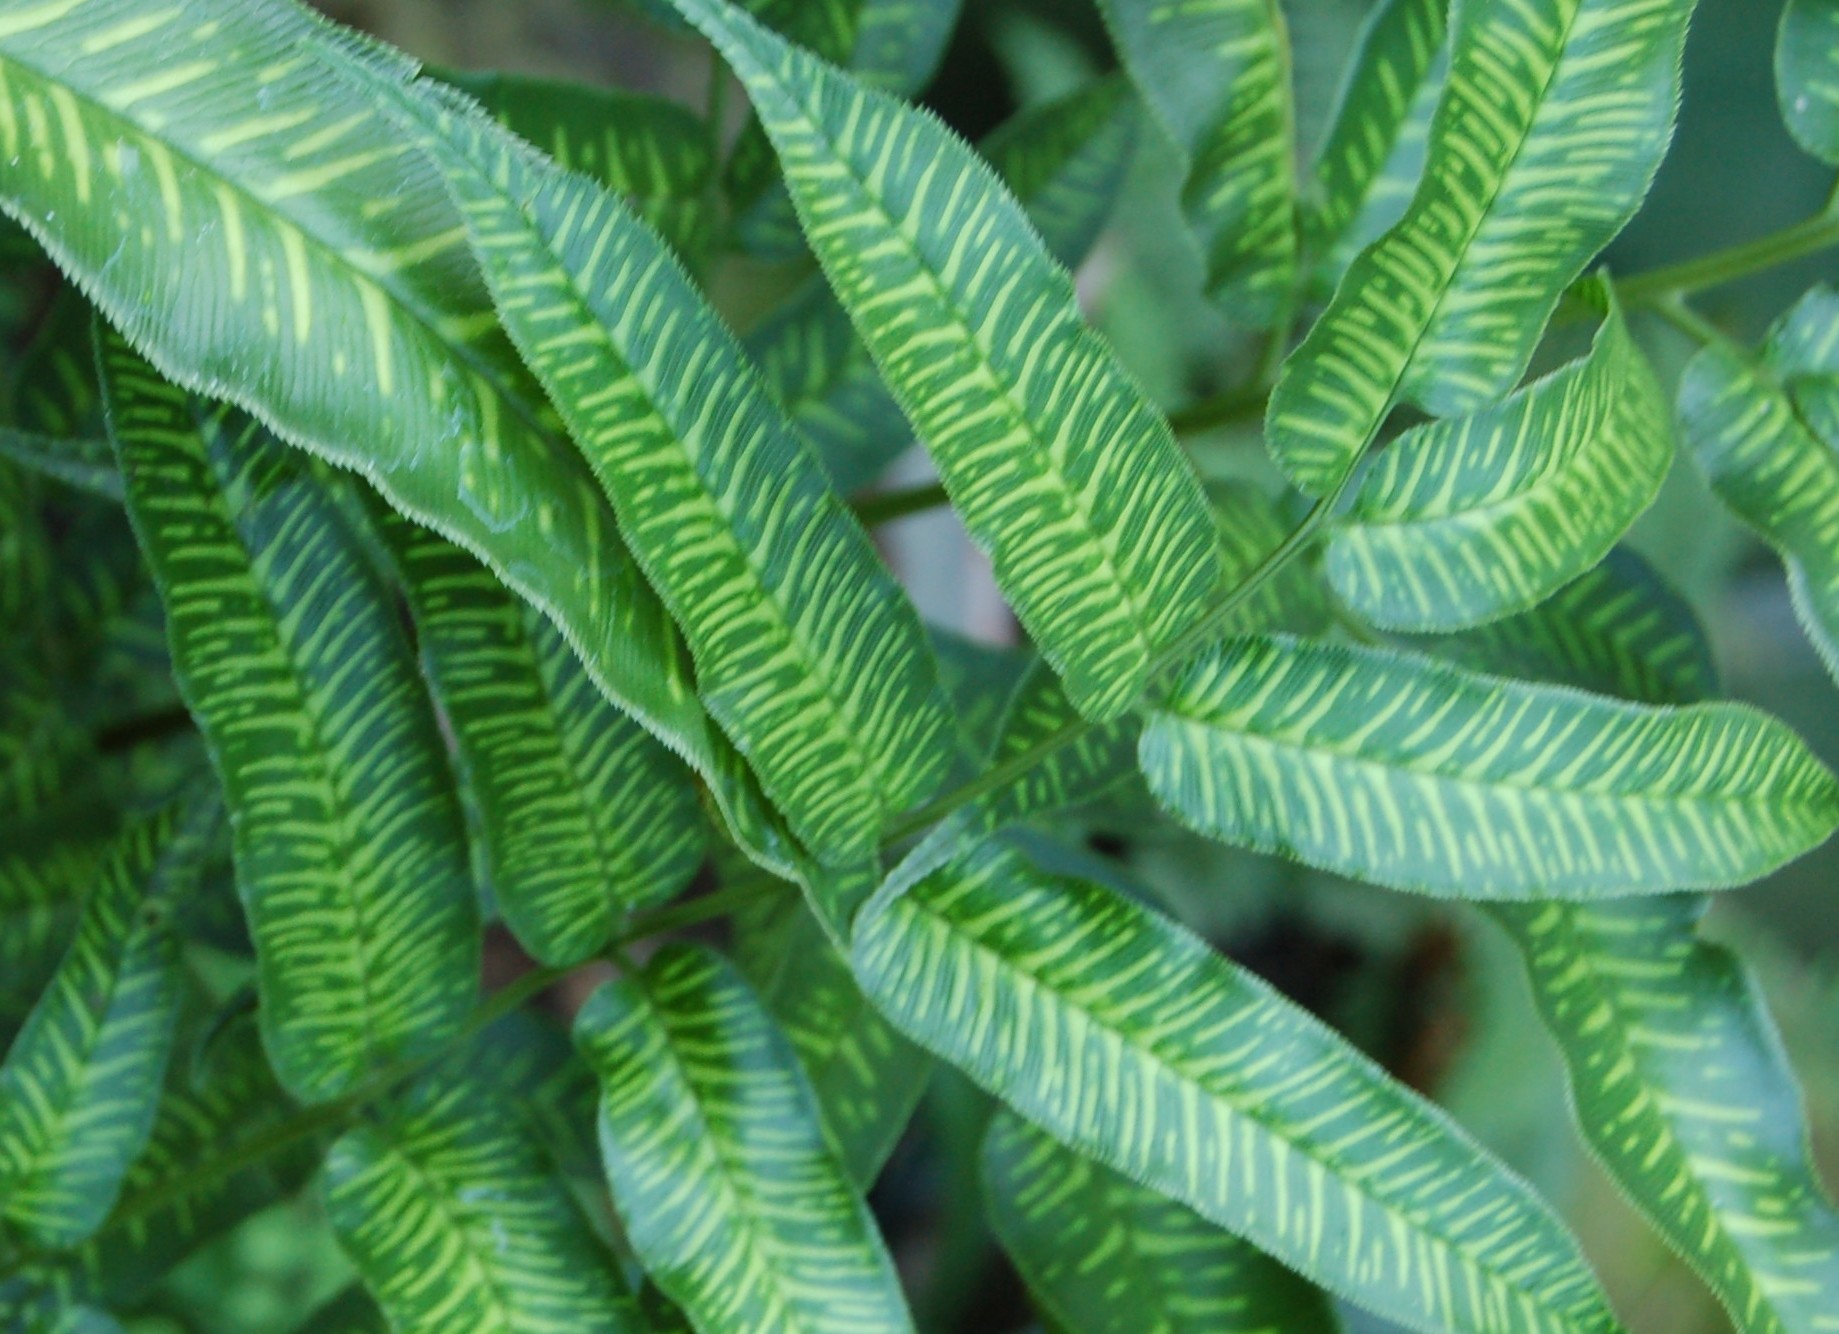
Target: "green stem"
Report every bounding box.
[850,480,951,526]
[1615,210,1839,308]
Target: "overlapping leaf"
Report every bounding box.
[574,945,914,1333]
[326,1074,642,1334]
[1779,0,1839,163]
[1140,634,1839,898]
[1328,295,1673,631]
[1098,0,1297,324]
[681,0,1223,721]
[983,1112,1337,1333]
[372,76,957,863]
[1268,0,1695,494]
[0,800,212,1248]
[1677,286,1839,681]
[103,336,479,1103]
[372,508,706,965]
[852,838,1620,1334]
[745,75,1141,494]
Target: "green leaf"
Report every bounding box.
[435,68,718,261]
[0,430,120,502]
[0,0,797,876]
[1493,896,1839,1334]
[1303,0,1448,260]
[745,74,1141,495]
[1779,0,1839,163]
[1408,547,1718,707]
[982,1111,1338,1334]
[1097,0,1297,325]
[376,77,958,864]
[294,1287,390,1334]
[681,0,1224,722]
[852,837,1619,1334]
[1677,286,1839,682]
[102,335,479,1103]
[0,799,213,1248]
[574,945,914,1333]
[1140,634,1839,899]
[325,1074,642,1334]
[372,507,706,966]
[1327,294,1673,631]
[1267,0,1695,494]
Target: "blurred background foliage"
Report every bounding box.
[80,0,1839,1329]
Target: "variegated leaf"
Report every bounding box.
[1779,0,1839,163]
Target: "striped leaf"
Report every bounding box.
[0,800,213,1248]
[745,74,1141,494]
[326,1074,642,1334]
[574,945,914,1333]
[102,336,479,1103]
[1140,634,1839,899]
[1097,0,1297,325]
[10,286,100,438]
[1304,0,1448,259]
[0,430,119,503]
[983,1111,1338,1334]
[1410,547,1718,707]
[1677,286,1839,681]
[1268,0,1694,494]
[436,69,718,261]
[852,838,1620,1334]
[1780,0,1839,163]
[1328,295,1673,631]
[0,0,798,875]
[372,508,706,966]
[681,0,1224,722]
[377,78,957,864]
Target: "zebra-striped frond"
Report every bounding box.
[1140,634,1839,898]
[325,1074,642,1334]
[982,1111,1339,1333]
[1328,295,1674,631]
[1268,0,1695,494]
[0,799,214,1248]
[745,73,1141,495]
[437,68,718,261]
[851,837,1620,1334]
[372,507,706,966]
[678,0,1224,723]
[1780,0,1839,163]
[574,945,915,1332]
[1678,285,1839,682]
[1097,0,1297,325]
[372,77,958,865]
[101,335,480,1104]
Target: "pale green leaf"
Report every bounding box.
[1140,634,1839,898]
[852,837,1620,1334]
[1097,0,1298,325]
[1268,0,1694,494]
[1328,294,1673,631]
[1677,285,1839,682]
[102,335,480,1103]
[680,0,1224,721]
[983,1111,1338,1334]
[1779,0,1839,163]
[372,507,707,966]
[574,945,914,1333]
[326,1075,642,1334]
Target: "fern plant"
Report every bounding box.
[1,0,1838,1330]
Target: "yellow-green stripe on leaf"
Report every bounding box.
[982,1111,1338,1333]
[852,838,1619,1334]
[102,336,479,1104]
[372,508,707,967]
[1779,0,1839,163]
[1140,634,1839,899]
[1097,0,1297,326]
[1678,286,1839,683]
[1268,0,1694,494]
[1328,294,1673,631]
[678,0,1223,722]
[574,945,916,1333]
[381,81,957,864]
